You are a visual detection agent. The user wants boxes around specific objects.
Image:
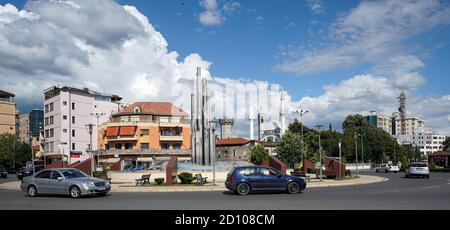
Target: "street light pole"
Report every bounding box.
[295,109,309,176]
[360,133,365,167]
[354,132,359,177]
[86,124,94,176]
[209,119,216,185]
[90,113,105,168]
[315,125,323,181]
[339,138,342,179]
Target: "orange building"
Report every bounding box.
[97,102,191,170]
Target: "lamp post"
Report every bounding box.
[339,138,342,179]
[209,119,216,185]
[29,135,35,175]
[359,133,365,168]
[295,109,309,175]
[90,112,105,168]
[315,124,323,181]
[86,124,94,176]
[354,132,359,177]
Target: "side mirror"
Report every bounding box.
[277,173,283,178]
[57,177,63,181]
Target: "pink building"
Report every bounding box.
[43,86,122,164]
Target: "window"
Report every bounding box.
[50,171,62,180]
[49,129,54,137]
[72,116,75,124]
[242,168,256,176]
[72,102,75,110]
[161,143,169,149]
[130,116,140,122]
[45,130,49,138]
[63,101,67,106]
[45,117,49,125]
[120,116,129,122]
[63,129,67,133]
[172,143,181,149]
[49,103,54,112]
[140,143,149,149]
[35,170,51,179]
[104,144,110,150]
[72,143,75,150]
[72,130,75,137]
[63,115,67,120]
[49,116,53,125]
[115,143,122,149]
[140,129,149,136]
[125,143,133,149]
[133,107,141,113]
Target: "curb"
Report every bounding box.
[0,176,388,193]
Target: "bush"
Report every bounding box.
[177,172,195,184]
[154,178,165,185]
[307,168,316,174]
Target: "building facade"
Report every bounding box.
[0,90,16,135]
[365,111,392,134]
[216,138,256,161]
[18,109,44,154]
[43,86,122,164]
[97,102,191,170]
[412,128,446,156]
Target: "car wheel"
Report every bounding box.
[287,182,300,194]
[70,186,82,199]
[426,175,430,179]
[28,185,38,197]
[236,183,250,196]
[385,169,389,173]
[376,169,379,173]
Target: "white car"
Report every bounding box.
[405,162,430,179]
[375,163,400,173]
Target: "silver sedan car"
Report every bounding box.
[21,168,111,198]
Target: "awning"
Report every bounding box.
[119,126,137,136]
[100,158,121,163]
[137,157,154,162]
[106,127,120,137]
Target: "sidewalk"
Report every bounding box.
[0,175,387,193]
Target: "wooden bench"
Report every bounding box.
[135,174,151,186]
[316,170,338,179]
[195,174,208,185]
[290,170,311,182]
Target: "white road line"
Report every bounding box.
[421,185,441,190]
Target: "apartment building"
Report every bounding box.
[43,86,122,164]
[98,102,191,170]
[365,111,392,134]
[18,109,44,152]
[0,90,16,135]
[412,128,446,156]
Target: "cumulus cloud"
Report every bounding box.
[198,0,240,26]
[306,0,324,14]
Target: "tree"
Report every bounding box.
[250,144,269,165]
[275,131,302,168]
[443,137,450,151]
[0,133,32,168]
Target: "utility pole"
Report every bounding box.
[339,138,342,179]
[29,135,35,175]
[295,109,309,177]
[86,124,94,176]
[315,125,323,181]
[359,133,365,167]
[354,132,359,177]
[90,112,105,168]
[209,119,216,185]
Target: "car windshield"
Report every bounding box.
[411,163,427,167]
[60,169,87,178]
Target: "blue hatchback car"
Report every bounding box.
[225,166,306,195]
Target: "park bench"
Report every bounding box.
[316,170,338,179]
[290,169,311,182]
[195,174,208,185]
[135,174,151,186]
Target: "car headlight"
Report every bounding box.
[82,182,95,189]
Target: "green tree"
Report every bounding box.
[443,137,450,151]
[250,144,269,165]
[275,131,302,168]
[0,133,32,168]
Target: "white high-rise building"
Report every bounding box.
[412,128,446,156]
[43,86,122,164]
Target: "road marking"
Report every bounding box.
[421,185,441,190]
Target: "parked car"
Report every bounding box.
[225,166,306,195]
[20,168,111,198]
[375,163,400,173]
[0,165,7,178]
[16,165,45,180]
[405,162,430,179]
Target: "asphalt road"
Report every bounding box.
[1,171,449,210]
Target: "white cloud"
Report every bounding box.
[276,0,450,76]
[255,16,264,24]
[306,0,324,14]
[198,0,240,26]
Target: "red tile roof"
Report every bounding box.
[216,138,251,146]
[114,102,188,117]
[106,127,120,137]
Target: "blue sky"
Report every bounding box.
[1,0,449,134]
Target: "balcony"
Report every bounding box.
[106,135,138,141]
[160,135,183,141]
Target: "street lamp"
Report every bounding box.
[86,123,95,176]
[354,132,359,177]
[209,118,217,185]
[359,133,365,167]
[90,112,105,168]
[294,109,309,176]
[315,124,323,181]
[339,138,342,179]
